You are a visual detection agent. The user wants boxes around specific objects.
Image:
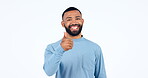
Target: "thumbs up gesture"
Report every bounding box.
[60,32,73,51]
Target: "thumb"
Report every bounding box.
[64,32,68,38]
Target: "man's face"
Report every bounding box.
[61,10,84,36]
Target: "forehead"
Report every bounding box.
[63,10,82,18]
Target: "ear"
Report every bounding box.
[82,18,84,24]
[61,20,65,27]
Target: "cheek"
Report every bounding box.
[65,22,70,27]
[78,21,83,25]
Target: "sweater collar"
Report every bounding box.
[72,36,85,42]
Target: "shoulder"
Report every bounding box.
[84,38,101,49]
[84,38,102,55]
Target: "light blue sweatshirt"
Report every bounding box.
[43,37,106,78]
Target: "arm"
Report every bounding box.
[43,32,73,76]
[43,44,65,76]
[94,46,107,78]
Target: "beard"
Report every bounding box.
[64,24,83,36]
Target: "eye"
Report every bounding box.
[67,19,72,21]
[76,18,81,20]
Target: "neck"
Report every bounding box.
[68,33,82,39]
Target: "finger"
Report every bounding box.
[64,39,73,44]
[66,43,73,47]
[62,32,67,39]
[69,40,73,45]
[64,32,68,38]
[64,32,72,40]
[68,42,73,45]
[67,45,72,49]
[66,38,73,42]
[62,38,72,43]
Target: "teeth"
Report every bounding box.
[72,26,78,29]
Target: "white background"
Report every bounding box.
[0,0,148,78]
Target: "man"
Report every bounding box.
[43,7,107,78]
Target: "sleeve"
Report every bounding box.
[43,44,65,76]
[94,45,107,78]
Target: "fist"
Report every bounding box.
[60,32,73,51]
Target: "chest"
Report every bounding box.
[60,45,96,70]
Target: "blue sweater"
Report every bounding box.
[43,37,106,78]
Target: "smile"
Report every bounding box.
[70,26,79,31]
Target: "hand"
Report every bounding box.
[60,32,73,51]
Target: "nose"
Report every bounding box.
[71,19,78,25]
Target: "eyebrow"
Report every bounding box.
[66,17,72,19]
[65,16,81,20]
[76,16,81,18]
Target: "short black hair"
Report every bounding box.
[62,7,82,19]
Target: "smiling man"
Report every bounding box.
[43,7,107,78]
